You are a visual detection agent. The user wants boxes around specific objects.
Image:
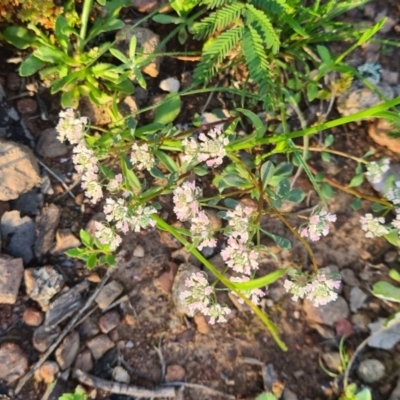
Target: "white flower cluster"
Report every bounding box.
[179,272,231,324]
[182,127,229,167]
[300,208,337,242]
[284,272,341,307]
[130,143,155,171]
[173,181,216,250]
[360,214,389,238]
[56,109,103,204]
[365,158,390,184]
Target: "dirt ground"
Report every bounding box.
[1,1,400,400]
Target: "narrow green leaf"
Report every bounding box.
[54,16,70,51]
[34,46,67,63]
[65,248,84,257]
[263,230,291,249]
[129,36,137,60]
[109,47,130,63]
[324,134,334,147]
[152,14,183,24]
[154,93,181,124]
[237,108,266,139]
[260,161,275,191]
[154,150,179,173]
[121,155,141,192]
[232,269,288,290]
[193,165,209,176]
[316,45,331,63]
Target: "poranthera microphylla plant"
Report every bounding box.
[57,98,400,350]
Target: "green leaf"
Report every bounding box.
[19,56,46,76]
[276,179,290,198]
[65,248,84,258]
[349,173,364,187]
[351,198,362,211]
[51,70,84,94]
[61,87,80,109]
[260,161,275,191]
[237,108,266,138]
[372,281,400,303]
[193,165,209,176]
[154,93,181,124]
[384,229,399,247]
[269,162,293,186]
[321,152,331,162]
[263,230,291,249]
[129,36,137,60]
[286,188,305,203]
[79,229,93,248]
[321,182,333,199]
[255,393,278,400]
[152,14,183,24]
[217,174,251,191]
[371,203,388,212]
[149,167,166,180]
[121,155,141,192]
[54,16,70,51]
[324,134,334,147]
[224,198,239,209]
[389,269,400,283]
[3,26,36,49]
[307,82,318,102]
[356,388,372,400]
[109,47,130,63]
[105,254,116,266]
[154,150,179,173]
[232,269,288,291]
[87,254,97,269]
[317,45,332,63]
[34,46,68,63]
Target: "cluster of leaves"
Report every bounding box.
[0,0,62,29]
[2,0,151,109]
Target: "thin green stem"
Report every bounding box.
[79,0,93,52]
[152,215,288,351]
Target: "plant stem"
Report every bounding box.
[152,215,288,351]
[79,0,93,52]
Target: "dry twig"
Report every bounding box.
[75,369,177,398]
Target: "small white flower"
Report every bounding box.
[56,109,88,145]
[360,213,389,238]
[173,181,202,221]
[130,143,155,171]
[94,221,122,251]
[365,158,390,184]
[300,208,336,242]
[386,181,400,205]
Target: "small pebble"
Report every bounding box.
[99,311,120,334]
[23,307,43,327]
[357,359,385,383]
[112,366,130,383]
[133,245,145,258]
[38,361,59,384]
[159,77,180,93]
[165,364,185,382]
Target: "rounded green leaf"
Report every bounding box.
[19,55,45,76]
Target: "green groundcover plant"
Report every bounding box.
[3,0,400,398]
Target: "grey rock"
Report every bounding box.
[368,317,400,349]
[1,210,35,263]
[0,342,28,383]
[112,366,130,383]
[95,281,124,310]
[283,388,298,400]
[303,296,349,327]
[341,268,359,287]
[389,376,400,400]
[367,163,400,196]
[116,26,163,78]
[0,255,23,304]
[44,280,89,330]
[99,311,120,334]
[55,331,80,370]
[337,82,394,117]
[357,359,385,384]
[73,349,93,373]
[86,334,115,360]
[350,287,368,312]
[36,128,68,158]
[0,139,41,201]
[33,325,61,352]
[11,189,43,217]
[41,173,54,195]
[24,266,64,309]
[172,262,201,315]
[351,313,371,332]
[77,317,100,340]
[34,204,61,258]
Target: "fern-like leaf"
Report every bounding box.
[242,24,272,96]
[244,4,280,54]
[194,25,244,84]
[200,0,234,10]
[251,0,291,14]
[192,3,245,40]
